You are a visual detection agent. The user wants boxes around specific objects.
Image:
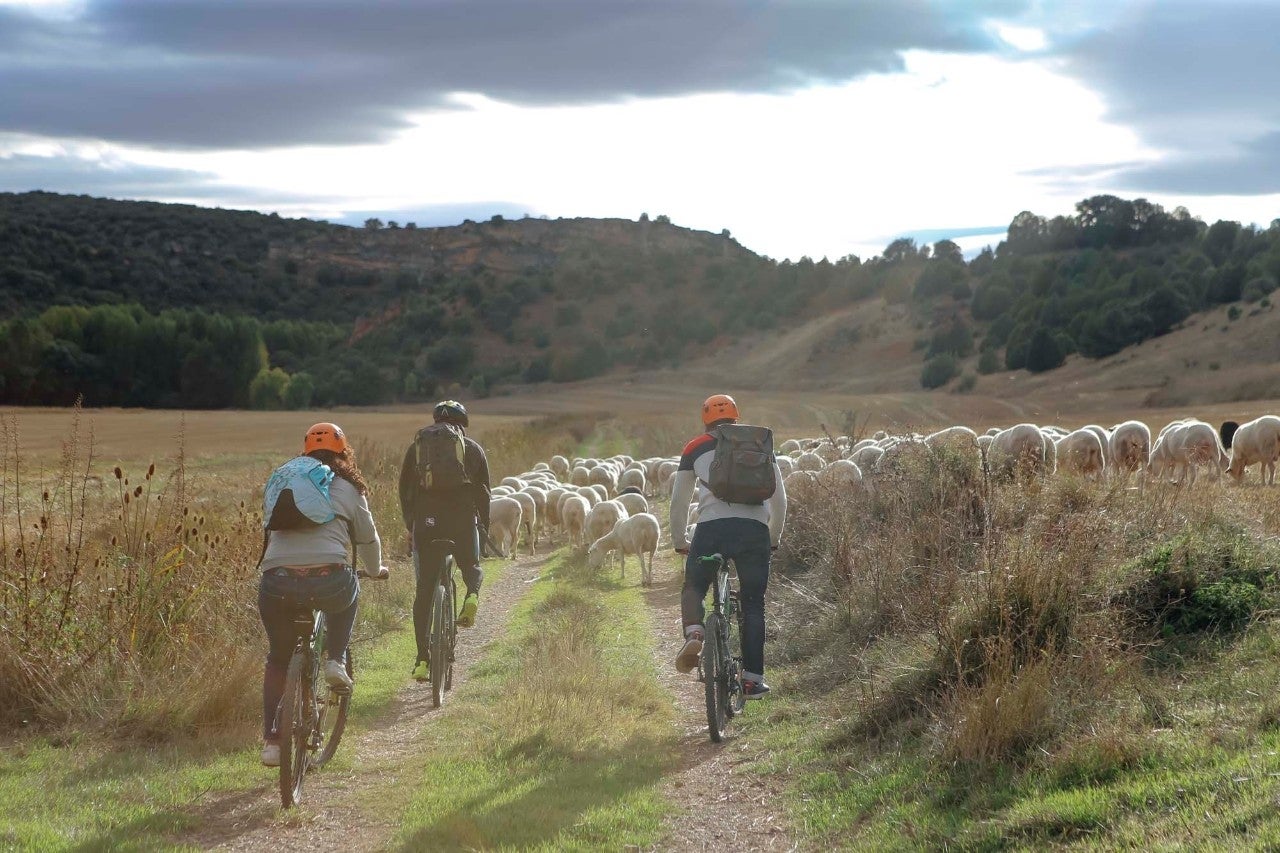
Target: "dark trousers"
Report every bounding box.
[259,567,359,741]
[682,517,771,679]
[412,513,483,663]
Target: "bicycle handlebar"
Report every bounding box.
[697,553,726,567]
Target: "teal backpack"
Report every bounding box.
[262,456,338,530]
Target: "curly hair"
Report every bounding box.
[308,447,369,496]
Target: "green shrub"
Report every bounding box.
[921,354,959,389]
[977,349,1001,374]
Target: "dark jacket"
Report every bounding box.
[398,433,492,531]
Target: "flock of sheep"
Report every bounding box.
[486,455,672,585]
[780,413,1280,491]
[480,414,1280,580]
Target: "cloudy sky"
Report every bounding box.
[2,0,1278,260]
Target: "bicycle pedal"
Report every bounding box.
[329,684,352,696]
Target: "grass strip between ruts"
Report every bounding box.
[389,549,680,851]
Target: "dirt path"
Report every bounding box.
[644,559,795,852]
[179,553,550,852]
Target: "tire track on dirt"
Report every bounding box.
[177,553,550,852]
[643,559,795,852]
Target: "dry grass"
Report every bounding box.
[775,447,1280,771]
[0,406,577,738]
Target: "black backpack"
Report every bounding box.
[703,424,777,505]
[414,423,470,491]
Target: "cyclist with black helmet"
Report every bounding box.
[398,401,492,682]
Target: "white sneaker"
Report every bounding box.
[261,743,280,767]
[325,658,353,690]
[675,633,704,674]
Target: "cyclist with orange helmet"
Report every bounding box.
[670,394,787,699]
[257,423,387,767]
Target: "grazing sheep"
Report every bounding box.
[779,439,802,455]
[1055,429,1107,478]
[615,492,650,517]
[775,455,795,478]
[588,513,662,584]
[1109,421,1152,479]
[508,491,538,554]
[815,442,841,463]
[501,476,527,490]
[1151,420,1228,484]
[784,470,819,491]
[925,426,978,448]
[570,466,592,486]
[589,466,618,496]
[795,451,824,472]
[585,500,630,550]
[989,423,1049,479]
[588,483,609,503]
[520,486,549,547]
[851,445,885,471]
[1227,415,1280,484]
[618,468,646,495]
[550,455,571,479]
[818,459,868,491]
[561,495,590,548]
[575,485,602,507]
[544,487,570,538]
[490,485,514,497]
[487,497,523,558]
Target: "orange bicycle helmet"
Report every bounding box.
[701,394,740,426]
[303,422,349,454]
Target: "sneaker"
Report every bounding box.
[412,660,430,682]
[324,658,353,690]
[261,742,280,767]
[675,631,704,674]
[743,680,771,700]
[457,592,479,628]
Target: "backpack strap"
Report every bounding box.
[255,529,269,570]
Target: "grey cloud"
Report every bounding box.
[0,0,1023,148]
[1053,2,1280,196]
[0,152,319,204]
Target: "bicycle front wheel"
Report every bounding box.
[703,614,729,743]
[443,576,458,692]
[313,650,352,768]
[430,582,449,708]
[278,653,310,808]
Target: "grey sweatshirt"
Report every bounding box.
[669,430,787,550]
[261,476,383,571]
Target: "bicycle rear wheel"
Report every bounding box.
[430,581,449,708]
[725,606,746,718]
[278,652,310,808]
[443,576,458,692]
[313,650,352,768]
[703,614,729,743]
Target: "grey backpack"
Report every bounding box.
[704,424,776,505]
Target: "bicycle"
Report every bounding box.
[698,553,746,742]
[275,566,383,809]
[425,538,460,709]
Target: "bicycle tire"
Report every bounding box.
[703,614,728,743]
[313,650,352,768]
[430,582,449,708]
[444,576,457,691]
[725,607,746,717]
[278,652,309,808]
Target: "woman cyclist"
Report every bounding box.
[258,422,387,767]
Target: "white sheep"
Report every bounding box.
[1151,420,1228,484]
[561,495,590,549]
[585,500,630,559]
[1109,421,1151,479]
[490,485,514,497]
[507,490,538,554]
[550,455,571,479]
[989,423,1048,479]
[1227,415,1280,484]
[573,485,601,507]
[544,487,570,538]
[818,459,869,493]
[775,455,795,478]
[615,492,650,517]
[779,439,802,454]
[815,442,841,463]
[850,445,885,471]
[519,486,548,547]
[501,476,527,490]
[1055,429,1106,478]
[589,466,618,496]
[487,497,523,559]
[618,468,646,494]
[588,513,661,584]
[570,466,592,486]
[795,451,824,472]
[925,426,978,448]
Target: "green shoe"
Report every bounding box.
[457,593,479,628]
[412,660,430,682]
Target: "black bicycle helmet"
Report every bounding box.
[432,400,469,427]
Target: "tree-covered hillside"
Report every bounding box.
[1,191,1276,407]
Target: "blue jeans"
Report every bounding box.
[682,517,771,680]
[259,567,358,741]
